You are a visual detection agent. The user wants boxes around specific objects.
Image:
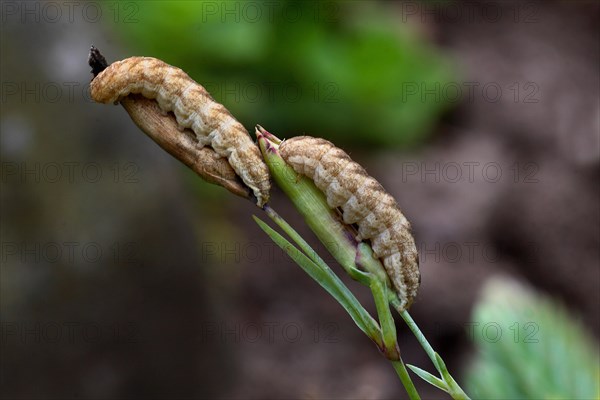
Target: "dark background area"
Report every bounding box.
[1,1,598,399]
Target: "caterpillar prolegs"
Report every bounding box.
[279,136,420,310]
[89,55,270,207]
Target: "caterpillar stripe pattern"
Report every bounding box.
[90,56,270,207]
[279,136,419,310]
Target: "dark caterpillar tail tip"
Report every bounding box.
[88,45,109,78]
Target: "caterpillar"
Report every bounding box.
[120,94,251,200]
[279,136,420,310]
[89,55,270,207]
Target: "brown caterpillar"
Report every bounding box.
[89,56,270,207]
[279,136,420,310]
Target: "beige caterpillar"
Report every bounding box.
[90,56,270,207]
[279,136,419,310]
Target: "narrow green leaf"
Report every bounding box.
[264,206,334,278]
[435,352,452,382]
[407,365,448,392]
[253,215,382,343]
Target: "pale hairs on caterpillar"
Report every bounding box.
[89,54,270,207]
[279,136,420,310]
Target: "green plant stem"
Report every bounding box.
[398,301,471,399]
[268,200,401,363]
[369,272,400,360]
[392,360,421,400]
[253,214,383,348]
[398,310,438,368]
[258,209,419,400]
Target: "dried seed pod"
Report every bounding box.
[89,54,270,207]
[279,136,420,310]
[121,94,251,199]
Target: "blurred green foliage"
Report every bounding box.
[466,278,600,399]
[116,0,457,147]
